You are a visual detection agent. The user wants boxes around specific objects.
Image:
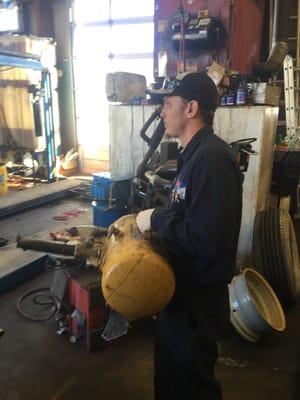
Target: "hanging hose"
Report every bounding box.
[178,0,186,73]
[136,118,165,179]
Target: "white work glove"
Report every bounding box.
[136,208,155,233]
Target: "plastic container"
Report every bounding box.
[0,164,8,194]
[226,91,235,106]
[91,172,112,201]
[220,92,227,106]
[92,201,127,228]
[91,173,130,208]
[236,87,247,105]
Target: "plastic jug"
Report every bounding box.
[0,164,8,194]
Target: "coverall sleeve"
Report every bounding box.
[151,148,240,259]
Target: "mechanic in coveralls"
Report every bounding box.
[136,72,242,400]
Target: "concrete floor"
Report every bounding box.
[1,200,300,399]
[1,269,300,400]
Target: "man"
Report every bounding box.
[136,72,242,400]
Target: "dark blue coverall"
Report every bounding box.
[151,125,242,400]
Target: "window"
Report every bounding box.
[72,0,154,147]
[110,0,154,19]
[0,3,21,32]
[110,23,154,55]
[73,0,109,24]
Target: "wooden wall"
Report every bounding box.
[154,0,265,76]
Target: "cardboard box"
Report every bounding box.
[252,83,281,106]
[106,72,146,103]
[207,62,225,86]
[0,34,49,58]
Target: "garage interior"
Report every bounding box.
[1,0,300,399]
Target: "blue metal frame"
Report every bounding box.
[0,53,43,71]
[42,71,56,181]
[0,255,47,295]
[0,52,56,181]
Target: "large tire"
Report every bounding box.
[253,208,300,305]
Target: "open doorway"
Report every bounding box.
[72,0,155,173]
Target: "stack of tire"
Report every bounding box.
[253,208,300,305]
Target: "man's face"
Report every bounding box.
[160,96,188,138]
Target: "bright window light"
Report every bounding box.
[73,0,154,148]
[73,26,111,59]
[111,0,154,18]
[110,23,154,54]
[0,6,19,32]
[73,0,109,23]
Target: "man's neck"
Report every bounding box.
[180,121,207,148]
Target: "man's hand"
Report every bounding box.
[136,209,155,233]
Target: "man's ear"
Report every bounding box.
[186,100,200,118]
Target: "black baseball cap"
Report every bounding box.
[149,72,219,112]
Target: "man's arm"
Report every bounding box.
[151,149,242,258]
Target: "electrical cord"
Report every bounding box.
[16,287,57,322]
[32,293,54,306]
[16,257,69,322]
[16,255,90,322]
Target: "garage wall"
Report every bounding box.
[21,0,55,37]
[52,0,78,155]
[154,0,265,76]
[230,0,265,73]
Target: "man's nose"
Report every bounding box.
[160,107,165,118]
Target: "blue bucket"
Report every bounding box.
[91,172,112,201]
[92,202,127,228]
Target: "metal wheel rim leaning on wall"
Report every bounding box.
[228,268,286,342]
[253,208,300,305]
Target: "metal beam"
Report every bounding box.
[0,53,44,71]
[0,188,76,219]
[110,52,153,60]
[79,16,153,28]
[0,255,47,295]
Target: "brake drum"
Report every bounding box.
[100,214,175,320]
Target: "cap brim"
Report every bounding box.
[147,88,174,96]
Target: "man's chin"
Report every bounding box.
[165,131,178,138]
